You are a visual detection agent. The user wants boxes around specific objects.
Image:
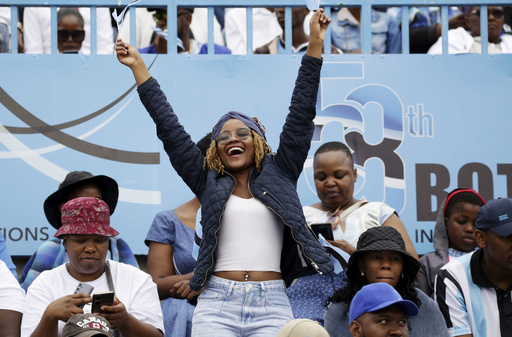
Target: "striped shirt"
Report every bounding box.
[434,249,512,337]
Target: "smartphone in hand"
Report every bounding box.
[73,283,94,309]
[310,223,334,241]
[91,291,115,313]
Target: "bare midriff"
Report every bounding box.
[213,271,282,282]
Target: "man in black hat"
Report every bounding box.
[435,198,512,337]
[19,171,138,291]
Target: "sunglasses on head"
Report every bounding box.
[470,8,504,19]
[216,128,251,145]
[57,29,85,42]
[153,11,167,23]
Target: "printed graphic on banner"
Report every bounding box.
[304,63,409,215]
[1,54,511,255]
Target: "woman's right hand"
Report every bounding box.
[170,280,200,301]
[44,293,91,321]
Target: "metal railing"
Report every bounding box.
[1,0,510,54]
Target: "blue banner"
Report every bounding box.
[1,53,511,255]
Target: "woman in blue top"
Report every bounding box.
[117,9,334,337]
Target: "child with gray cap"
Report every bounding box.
[435,197,512,337]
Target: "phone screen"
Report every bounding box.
[310,223,334,241]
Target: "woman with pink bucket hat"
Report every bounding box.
[21,197,164,337]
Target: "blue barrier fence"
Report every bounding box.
[1,0,511,256]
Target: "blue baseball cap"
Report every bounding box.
[476,198,512,237]
[349,282,419,323]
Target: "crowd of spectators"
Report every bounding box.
[1,5,512,55]
[1,4,512,337]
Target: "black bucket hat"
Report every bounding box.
[346,226,420,280]
[44,171,119,230]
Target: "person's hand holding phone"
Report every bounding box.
[44,293,92,321]
[94,296,128,329]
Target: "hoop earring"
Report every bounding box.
[401,274,404,279]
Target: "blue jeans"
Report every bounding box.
[192,276,293,337]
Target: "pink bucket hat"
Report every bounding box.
[54,197,119,238]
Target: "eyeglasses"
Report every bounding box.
[470,8,504,19]
[57,29,85,42]
[216,128,251,145]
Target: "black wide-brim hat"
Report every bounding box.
[44,171,118,230]
[346,226,420,281]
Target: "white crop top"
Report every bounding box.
[214,195,284,272]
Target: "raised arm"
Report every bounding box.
[116,39,151,86]
[307,8,331,59]
[274,10,331,179]
[116,39,207,195]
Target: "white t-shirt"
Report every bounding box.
[224,8,282,55]
[0,260,25,313]
[21,261,164,337]
[303,201,395,247]
[0,7,10,28]
[428,27,512,54]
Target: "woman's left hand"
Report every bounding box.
[309,8,331,44]
[328,239,356,255]
[307,8,331,58]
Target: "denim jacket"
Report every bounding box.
[331,8,401,54]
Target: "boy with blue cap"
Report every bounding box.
[435,198,512,337]
[349,282,419,337]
